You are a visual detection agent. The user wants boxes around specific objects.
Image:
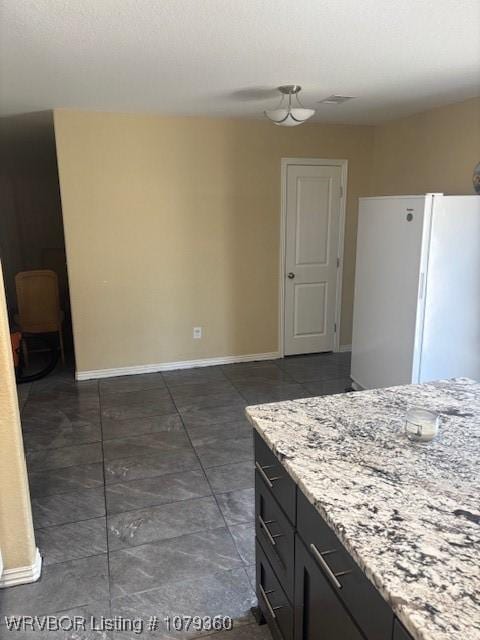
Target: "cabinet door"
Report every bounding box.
[294,536,364,640]
[297,491,392,640]
[393,619,413,640]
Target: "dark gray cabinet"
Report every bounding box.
[254,430,400,640]
[294,535,364,639]
[393,619,414,640]
[297,492,393,640]
[255,469,295,601]
[256,538,294,640]
[254,430,296,522]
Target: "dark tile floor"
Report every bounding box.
[2,352,351,639]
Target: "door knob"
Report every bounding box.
[287,272,295,279]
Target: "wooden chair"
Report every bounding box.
[14,270,65,364]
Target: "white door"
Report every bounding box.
[284,164,343,355]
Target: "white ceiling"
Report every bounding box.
[1,0,479,124]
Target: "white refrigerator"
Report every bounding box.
[351,193,480,390]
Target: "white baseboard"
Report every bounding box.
[76,351,281,381]
[0,548,42,588]
[338,344,352,353]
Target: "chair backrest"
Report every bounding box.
[15,270,61,332]
[41,248,68,306]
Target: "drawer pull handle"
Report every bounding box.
[310,543,343,590]
[258,515,277,546]
[255,461,280,488]
[259,584,285,620]
[335,570,353,579]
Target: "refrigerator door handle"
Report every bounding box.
[419,272,425,300]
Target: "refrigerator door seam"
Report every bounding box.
[411,194,436,384]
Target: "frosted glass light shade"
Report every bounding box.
[265,108,315,127]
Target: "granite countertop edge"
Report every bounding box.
[245,378,480,640]
[246,413,421,637]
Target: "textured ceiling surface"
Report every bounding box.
[1,0,479,123]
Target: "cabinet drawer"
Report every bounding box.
[297,491,393,640]
[254,430,296,524]
[393,619,414,640]
[256,539,294,640]
[256,469,295,602]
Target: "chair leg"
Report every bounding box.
[21,337,29,368]
[59,327,65,364]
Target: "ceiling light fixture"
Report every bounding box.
[264,85,315,127]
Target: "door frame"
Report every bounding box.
[279,158,348,357]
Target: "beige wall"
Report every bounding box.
[371,97,480,196]
[0,263,37,572]
[54,98,479,374]
[54,110,374,373]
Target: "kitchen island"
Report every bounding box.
[246,378,480,640]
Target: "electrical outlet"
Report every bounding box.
[193,327,202,339]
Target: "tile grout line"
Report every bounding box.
[107,492,228,520]
[96,377,114,617]
[161,373,252,581]
[98,371,250,560]
[22,370,218,615]
[16,357,348,633]
[226,359,307,402]
[34,549,108,570]
[27,456,103,479]
[34,513,107,532]
[16,367,112,621]
[33,446,254,517]
[28,472,105,500]
[208,370,267,619]
[106,524,228,558]
[102,371,255,624]
[26,440,103,459]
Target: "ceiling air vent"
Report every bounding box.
[318,95,356,104]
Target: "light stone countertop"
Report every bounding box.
[246,378,480,640]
